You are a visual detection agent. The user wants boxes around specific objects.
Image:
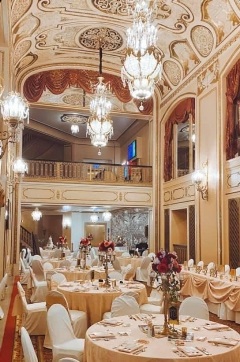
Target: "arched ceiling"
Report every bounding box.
[4,0,240,141]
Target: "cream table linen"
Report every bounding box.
[118,257,143,270]
[58,281,148,326]
[84,314,240,362]
[180,271,240,323]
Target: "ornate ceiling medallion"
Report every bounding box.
[163,61,181,86]
[191,26,214,57]
[61,114,88,125]
[79,27,123,51]
[92,0,128,15]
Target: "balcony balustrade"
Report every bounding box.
[24,160,152,186]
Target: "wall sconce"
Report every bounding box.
[0,91,29,159]
[191,161,208,200]
[31,207,42,221]
[63,217,71,229]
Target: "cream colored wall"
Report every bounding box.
[170,209,187,248]
[71,141,120,164]
[120,123,150,165]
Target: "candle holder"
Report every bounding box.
[78,238,92,269]
[98,251,115,287]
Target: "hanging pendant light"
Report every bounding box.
[31,207,42,221]
[102,211,112,222]
[86,36,113,154]
[90,213,99,223]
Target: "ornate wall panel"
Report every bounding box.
[228,199,240,268]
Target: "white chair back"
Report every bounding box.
[59,359,79,362]
[31,260,45,281]
[122,252,130,257]
[43,262,54,271]
[59,259,71,268]
[91,258,98,267]
[111,295,140,317]
[112,258,122,272]
[0,273,8,300]
[197,261,204,268]
[20,327,38,362]
[140,256,151,270]
[224,264,230,274]
[108,271,122,280]
[207,262,215,271]
[179,296,209,320]
[47,304,76,345]
[148,252,156,261]
[51,273,67,289]
[142,250,148,257]
[236,267,240,276]
[32,255,42,261]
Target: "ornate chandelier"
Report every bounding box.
[12,158,28,175]
[122,0,162,102]
[31,207,42,221]
[86,38,113,155]
[102,211,112,222]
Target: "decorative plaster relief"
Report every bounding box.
[202,0,239,45]
[92,0,127,15]
[163,60,181,86]
[191,25,214,57]
[14,40,31,65]
[172,187,185,200]
[164,191,172,202]
[22,187,55,200]
[62,189,118,202]
[158,76,172,98]
[12,0,32,27]
[186,184,195,197]
[170,40,200,76]
[197,60,219,95]
[123,192,151,203]
[79,27,123,51]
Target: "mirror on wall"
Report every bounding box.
[176,120,195,178]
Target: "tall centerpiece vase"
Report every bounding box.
[161,277,170,335]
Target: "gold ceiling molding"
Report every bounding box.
[191,26,214,57]
[170,40,200,77]
[158,77,172,99]
[79,27,123,51]
[14,40,31,66]
[92,0,127,16]
[12,0,32,27]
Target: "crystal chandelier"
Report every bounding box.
[86,37,113,155]
[31,207,42,221]
[90,213,99,223]
[0,91,29,159]
[122,0,162,102]
[71,124,79,134]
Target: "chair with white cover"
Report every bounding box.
[59,359,79,362]
[43,262,54,271]
[102,295,140,319]
[91,258,98,267]
[29,267,48,303]
[14,281,47,335]
[179,296,209,320]
[112,258,122,273]
[54,249,62,258]
[50,273,67,290]
[135,256,152,282]
[121,252,130,257]
[90,247,98,259]
[47,304,85,362]
[148,252,156,261]
[108,271,123,280]
[31,260,45,281]
[0,273,8,300]
[142,249,148,257]
[147,289,163,306]
[122,265,136,281]
[20,257,30,285]
[32,255,42,261]
[20,327,38,362]
[46,290,87,339]
[59,259,71,268]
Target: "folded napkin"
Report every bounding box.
[98,319,123,326]
[178,347,203,357]
[208,338,238,346]
[116,342,144,353]
[204,324,231,331]
[89,331,116,339]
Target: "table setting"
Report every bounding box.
[84,314,240,361]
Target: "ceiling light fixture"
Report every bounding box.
[86,33,113,155]
[0,91,29,159]
[122,0,162,105]
[61,114,87,135]
[102,211,112,222]
[90,213,99,223]
[12,158,28,176]
[31,207,42,221]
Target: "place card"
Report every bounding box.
[116,342,144,353]
[204,324,231,331]
[208,338,238,346]
[89,331,116,339]
[178,346,203,357]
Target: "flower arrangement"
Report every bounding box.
[98,239,115,252]
[58,236,67,248]
[152,249,182,302]
[79,237,91,251]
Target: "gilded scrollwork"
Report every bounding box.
[163,60,181,86]
[12,0,32,27]
[14,40,31,65]
[191,25,214,57]
[92,0,127,15]
[197,61,219,95]
[79,27,123,51]
[170,40,200,76]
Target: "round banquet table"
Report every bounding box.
[118,257,143,269]
[57,281,148,326]
[84,314,240,362]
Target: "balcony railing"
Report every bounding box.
[24,160,152,186]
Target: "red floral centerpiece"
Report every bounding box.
[79,237,91,251]
[58,236,67,248]
[98,239,115,252]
